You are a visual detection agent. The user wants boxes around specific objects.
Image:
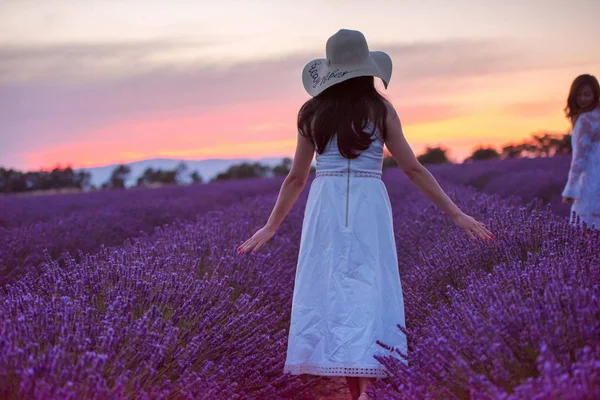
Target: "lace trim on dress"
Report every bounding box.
[355,171,382,178]
[283,364,390,377]
[316,170,382,179]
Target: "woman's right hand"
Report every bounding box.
[562,196,576,204]
[453,212,495,242]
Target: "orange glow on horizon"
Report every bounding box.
[27,109,571,171]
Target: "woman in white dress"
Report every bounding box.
[238,29,494,400]
[562,74,600,229]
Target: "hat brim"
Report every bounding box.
[302,51,392,97]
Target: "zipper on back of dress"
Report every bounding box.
[345,158,350,227]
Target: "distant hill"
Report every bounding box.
[77,157,294,188]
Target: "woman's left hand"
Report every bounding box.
[237,225,277,254]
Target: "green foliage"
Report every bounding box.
[212,162,271,182]
[190,171,203,184]
[417,147,450,165]
[272,158,293,176]
[102,164,131,190]
[465,147,500,162]
[472,132,571,162]
[0,166,92,194]
[136,162,189,187]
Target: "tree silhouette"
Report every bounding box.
[213,162,271,182]
[190,171,203,184]
[465,147,500,162]
[0,166,92,194]
[417,147,450,165]
[136,165,185,187]
[175,162,188,180]
[0,169,27,193]
[530,132,572,157]
[136,168,156,187]
[499,132,571,159]
[555,133,572,154]
[104,164,131,189]
[501,144,525,159]
[272,158,293,176]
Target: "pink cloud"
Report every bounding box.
[24,99,302,169]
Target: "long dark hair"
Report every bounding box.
[297,76,389,158]
[565,74,600,125]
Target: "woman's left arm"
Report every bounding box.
[238,132,315,254]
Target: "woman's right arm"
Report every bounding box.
[383,102,493,241]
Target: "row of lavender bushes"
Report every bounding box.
[0,200,312,399]
[2,165,598,398]
[428,155,573,218]
[368,169,600,399]
[0,177,285,284]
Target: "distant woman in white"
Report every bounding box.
[562,74,600,229]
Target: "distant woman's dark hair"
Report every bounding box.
[565,74,600,125]
[297,76,389,158]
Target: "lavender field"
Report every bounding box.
[428,155,573,218]
[0,177,285,285]
[1,157,599,399]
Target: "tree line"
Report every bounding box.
[0,158,300,195]
[1,131,571,195]
[0,167,92,195]
[389,131,572,167]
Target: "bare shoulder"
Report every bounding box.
[382,100,403,141]
[380,99,420,172]
[384,100,400,123]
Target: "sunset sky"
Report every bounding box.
[1,0,600,171]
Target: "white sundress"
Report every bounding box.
[283,124,408,378]
[562,107,600,229]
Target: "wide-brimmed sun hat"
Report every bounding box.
[302,29,392,97]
